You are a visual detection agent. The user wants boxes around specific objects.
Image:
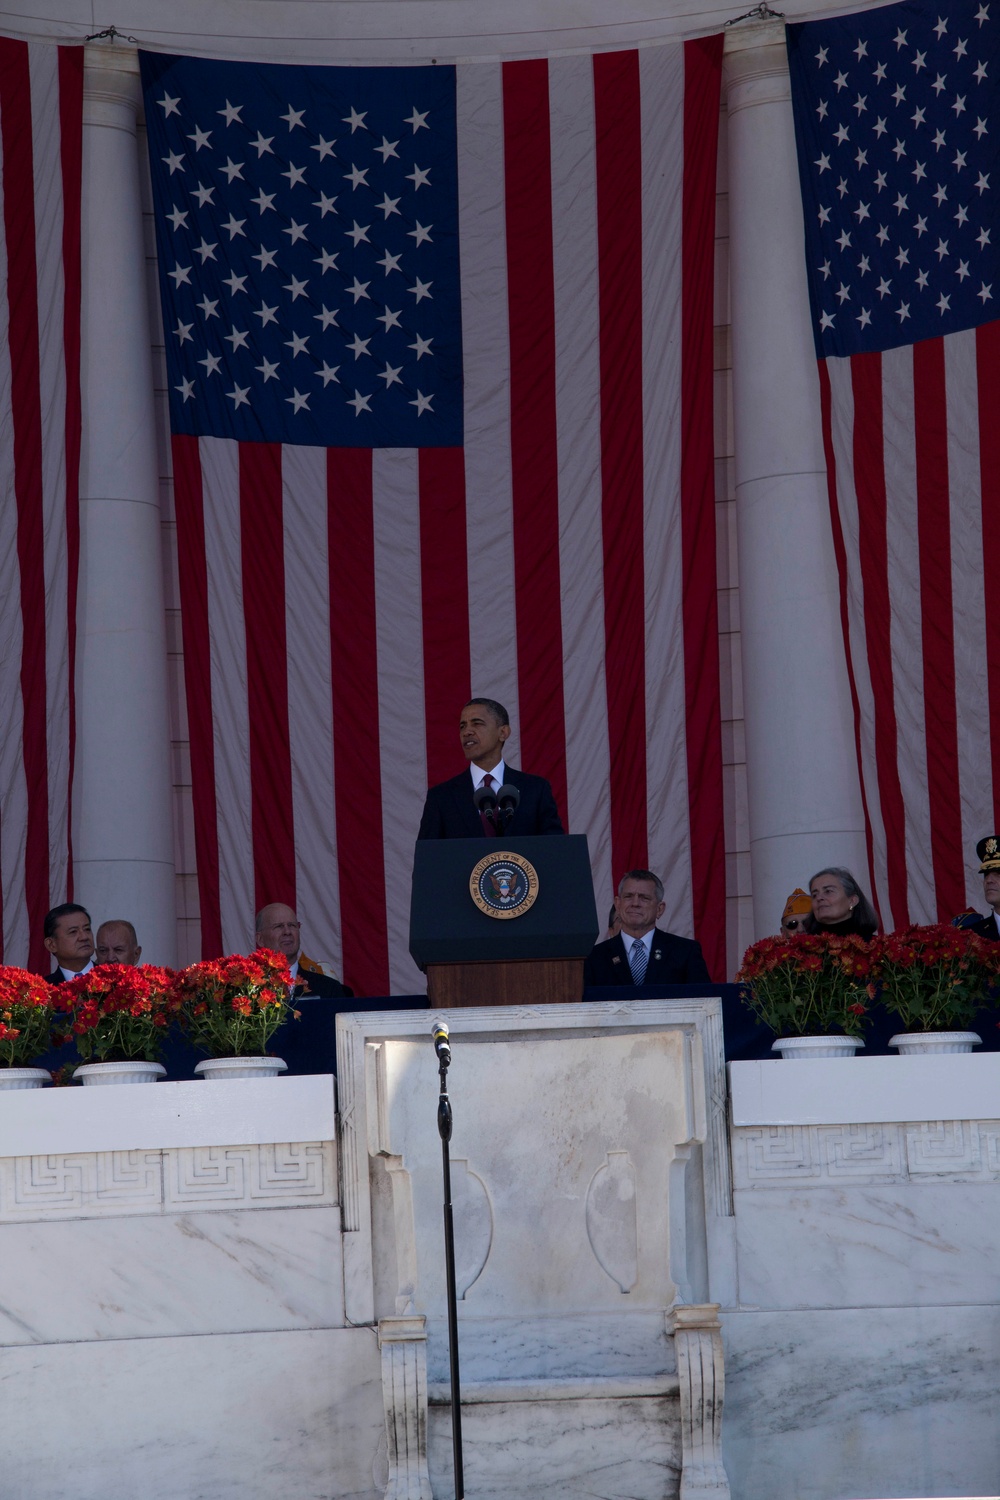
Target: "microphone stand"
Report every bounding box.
[437,1037,465,1499]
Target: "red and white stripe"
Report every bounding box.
[0,40,81,973]
[173,38,726,994]
[821,323,1000,931]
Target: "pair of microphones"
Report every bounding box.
[472,780,520,832]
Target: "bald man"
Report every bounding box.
[255,903,353,999]
[95,920,142,966]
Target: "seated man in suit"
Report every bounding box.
[43,903,96,983]
[255,902,353,998]
[966,836,1000,940]
[585,869,710,986]
[417,697,564,839]
[95,919,142,966]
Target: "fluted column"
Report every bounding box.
[667,1303,731,1500]
[77,45,175,963]
[378,1316,434,1500]
[724,20,867,937]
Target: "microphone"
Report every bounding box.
[496,782,520,830]
[432,1019,451,1063]
[473,781,498,830]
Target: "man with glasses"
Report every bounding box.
[780,889,812,937]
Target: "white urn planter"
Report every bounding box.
[194,1056,288,1081]
[0,1067,51,1090]
[771,1036,864,1059]
[889,1031,982,1055]
[74,1061,167,1085]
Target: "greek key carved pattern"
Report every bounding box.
[740,1125,818,1179]
[167,1142,330,1204]
[0,1142,334,1222]
[905,1121,982,1175]
[736,1120,1000,1185]
[819,1124,903,1178]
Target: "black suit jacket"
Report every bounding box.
[584,928,711,987]
[294,967,354,1000]
[416,766,564,839]
[970,912,1000,941]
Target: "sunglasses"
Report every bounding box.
[783,918,805,931]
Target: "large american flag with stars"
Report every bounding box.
[138,43,728,995]
[788,0,1000,934]
[789,0,1000,356]
[142,54,461,448]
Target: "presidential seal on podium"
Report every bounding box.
[469,850,540,919]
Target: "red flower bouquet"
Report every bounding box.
[0,967,60,1067]
[737,932,873,1039]
[63,965,181,1063]
[175,949,293,1058]
[869,924,1000,1032]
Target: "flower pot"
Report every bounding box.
[889,1031,982,1055]
[0,1067,51,1090]
[74,1061,167,1086]
[194,1056,288,1081]
[771,1036,864,1059]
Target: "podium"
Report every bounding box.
[409,834,599,1007]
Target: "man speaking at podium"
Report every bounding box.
[417,698,565,839]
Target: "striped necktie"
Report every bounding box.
[629,938,648,985]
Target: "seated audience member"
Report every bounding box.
[967,836,1000,940]
[43,903,96,983]
[255,903,353,999]
[417,697,564,839]
[803,868,879,939]
[780,889,812,937]
[95,920,142,966]
[585,870,711,987]
[605,903,622,941]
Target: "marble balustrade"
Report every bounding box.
[0,1013,997,1500]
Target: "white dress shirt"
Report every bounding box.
[470,760,507,792]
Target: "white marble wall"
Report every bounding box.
[725,1056,1000,1500]
[339,999,734,1500]
[0,1078,376,1500]
[2,1328,384,1500]
[6,1027,997,1500]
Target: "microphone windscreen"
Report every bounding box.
[473,783,497,810]
[496,783,521,810]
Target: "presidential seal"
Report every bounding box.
[469,850,539,919]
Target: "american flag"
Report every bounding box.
[141,42,725,994]
[0,41,81,974]
[788,0,1000,929]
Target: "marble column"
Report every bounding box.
[77,45,176,963]
[667,1303,730,1500]
[724,20,867,937]
[378,1315,434,1500]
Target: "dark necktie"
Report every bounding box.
[480,772,498,836]
[629,938,648,985]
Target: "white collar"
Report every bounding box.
[470,760,506,791]
[59,956,94,980]
[623,929,654,955]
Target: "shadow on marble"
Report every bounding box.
[427,1393,681,1500]
[721,1306,1000,1500]
[0,1327,383,1500]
